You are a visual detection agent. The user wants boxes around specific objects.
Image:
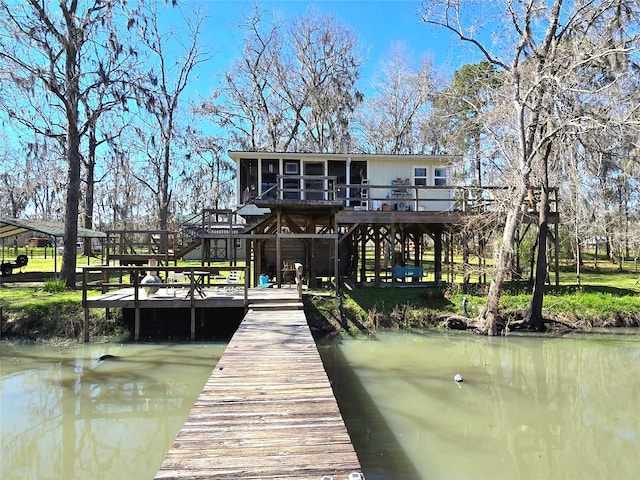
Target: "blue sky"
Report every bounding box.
[180,0,484,99]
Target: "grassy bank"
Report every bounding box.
[0,285,129,342]
[305,278,640,336]
[1,254,638,341]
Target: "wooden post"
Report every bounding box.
[190,267,196,340]
[191,306,196,340]
[82,269,89,342]
[554,221,560,288]
[463,229,470,290]
[244,267,249,306]
[134,267,140,341]
[360,226,367,283]
[333,210,339,288]
[276,209,282,288]
[296,263,303,299]
[434,229,443,283]
[374,226,381,286]
[390,222,397,287]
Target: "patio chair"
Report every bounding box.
[258,274,273,288]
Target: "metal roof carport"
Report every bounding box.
[0,217,106,275]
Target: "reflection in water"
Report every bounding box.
[0,343,224,480]
[322,331,640,480]
[3,333,639,480]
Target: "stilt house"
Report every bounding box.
[229,151,468,288]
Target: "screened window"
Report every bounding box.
[434,168,447,186]
[413,167,428,186]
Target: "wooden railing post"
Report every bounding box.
[82,269,89,342]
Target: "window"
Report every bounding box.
[413,167,428,186]
[285,161,299,174]
[261,159,278,198]
[434,168,447,186]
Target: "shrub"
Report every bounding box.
[43,278,68,293]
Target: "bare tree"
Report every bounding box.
[175,134,236,214]
[128,1,212,231]
[206,3,362,153]
[78,20,141,256]
[289,11,363,152]
[0,0,131,288]
[357,42,436,154]
[203,5,282,151]
[0,135,30,218]
[423,0,640,334]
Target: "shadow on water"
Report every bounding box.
[318,338,422,480]
[122,307,244,341]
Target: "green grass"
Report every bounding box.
[313,259,640,331]
[2,248,639,338]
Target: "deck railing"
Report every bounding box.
[104,230,179,259]
[82,265,249,341]
[255,176,558,214]
[82,265,249,305]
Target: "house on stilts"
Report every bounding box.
[100,151,559,290]
[227,151,559,289]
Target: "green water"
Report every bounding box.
[2,332,639,479]
[0,343,225,480]
[322,330,640,479]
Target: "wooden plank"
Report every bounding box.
[86,287,300,308]
[156,308,363,480]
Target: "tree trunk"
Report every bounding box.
[160,136,171,231]
[60,33,81,290]
[525,186,550,331]
[82,122,97,257]
[61,124,81,289]
[524,142,552,331]
[478,189,526,335]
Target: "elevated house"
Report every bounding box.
[99,151,559,291]
[229,151,478,288]
[86,153,559,342]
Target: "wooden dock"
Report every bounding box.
[82,266,306,341]
[155,304,364,479]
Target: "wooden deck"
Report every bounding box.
[155,306,364,479]
[82,264,307,341]
[84,285,304,310]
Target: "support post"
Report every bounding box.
[434,229,443,283]
[374,226,381,286]
[276,209,282,288]
[554,221,560,288]
[134,267,140,341]
[191,306,196,340]
[360,226,367,283]
[82,268,89,342]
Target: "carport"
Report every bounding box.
[0,217,106,276]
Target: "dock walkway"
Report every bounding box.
[155,303,364,479]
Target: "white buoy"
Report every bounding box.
[454,373,464,383]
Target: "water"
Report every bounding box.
[2,332,639,479]
[321,330,640,479]
[0,342,224,480]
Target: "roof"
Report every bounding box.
[0,218,106,240]
[227,151,462,162]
